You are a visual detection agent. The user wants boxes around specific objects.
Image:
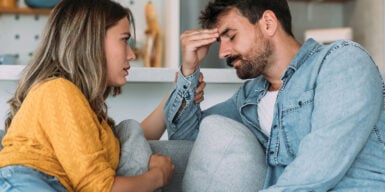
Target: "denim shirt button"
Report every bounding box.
[183,85,188,89]
[269,151,274,155]
[273,125,277,129]
[298,101,303,106]
[185,92,191,100]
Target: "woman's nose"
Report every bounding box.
[127,45,136,61]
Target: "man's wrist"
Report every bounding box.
[181,66,197,77]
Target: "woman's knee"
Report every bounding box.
[115,119,152,176]
[114,119,144,139]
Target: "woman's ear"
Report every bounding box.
[259,10,278,37]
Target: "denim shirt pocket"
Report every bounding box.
[279,89,315,160]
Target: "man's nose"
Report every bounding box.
[219,41,231,59]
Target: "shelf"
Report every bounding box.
[0,65,243,84]
[289,0,350,2]
[0,7,51,15]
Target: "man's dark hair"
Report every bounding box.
[199,0,294,37]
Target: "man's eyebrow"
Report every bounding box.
[217,28,234,42]
[219,28,231,37]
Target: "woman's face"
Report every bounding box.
[105,17,136,87]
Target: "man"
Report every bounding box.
[164,0,385,191]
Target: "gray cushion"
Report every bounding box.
[149,140,193,192]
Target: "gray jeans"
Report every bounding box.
[113,119,193,192]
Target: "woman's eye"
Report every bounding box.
[127,38,136,48]
[123,37,130,43]
[230,35,235,41]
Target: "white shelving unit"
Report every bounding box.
[0,65,23,80]
[0,65,243,83]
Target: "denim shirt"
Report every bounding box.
[164,38,385,191]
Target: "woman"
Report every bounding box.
[0,0,204,191]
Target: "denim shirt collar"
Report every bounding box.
[253,38,322,93]
[288,38,321,71]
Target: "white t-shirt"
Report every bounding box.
[257,90,278,137]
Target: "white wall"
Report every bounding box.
[289,0,384,74]
[0,0,174,67]
[289,2,345,43]
[0,80,241,135]
[0,81,16,130]
[107,82,240,124]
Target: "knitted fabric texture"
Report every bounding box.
[0,78,120,192]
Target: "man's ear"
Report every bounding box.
[259,10,278,37]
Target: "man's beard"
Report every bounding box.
[226,40,272,79]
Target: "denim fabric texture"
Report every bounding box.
[164,38,385,191]
[0,165,67,192]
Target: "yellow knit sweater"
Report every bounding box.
[0,78,120,192]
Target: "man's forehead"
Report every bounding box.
[215,9,243,33]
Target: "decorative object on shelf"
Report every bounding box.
[0,0,17,8]
[0,54,17,65]
[304,27,352,44]
[24,0,60,8]
[288,0,350,2]
[144,1,162,68]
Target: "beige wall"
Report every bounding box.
[346,0,384,74]
[289,0,384,75]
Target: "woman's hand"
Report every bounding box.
[194,72,206,104]
[148,153,175,187]
[111,153,175,192]
[141,72,207,140]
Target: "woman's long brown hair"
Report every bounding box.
[5,0,135,130]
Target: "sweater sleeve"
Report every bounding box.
[35,79,116,192]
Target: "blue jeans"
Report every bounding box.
[0,165,67,192]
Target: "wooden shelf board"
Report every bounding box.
[289,0,350,2]
[0,7,51,15]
